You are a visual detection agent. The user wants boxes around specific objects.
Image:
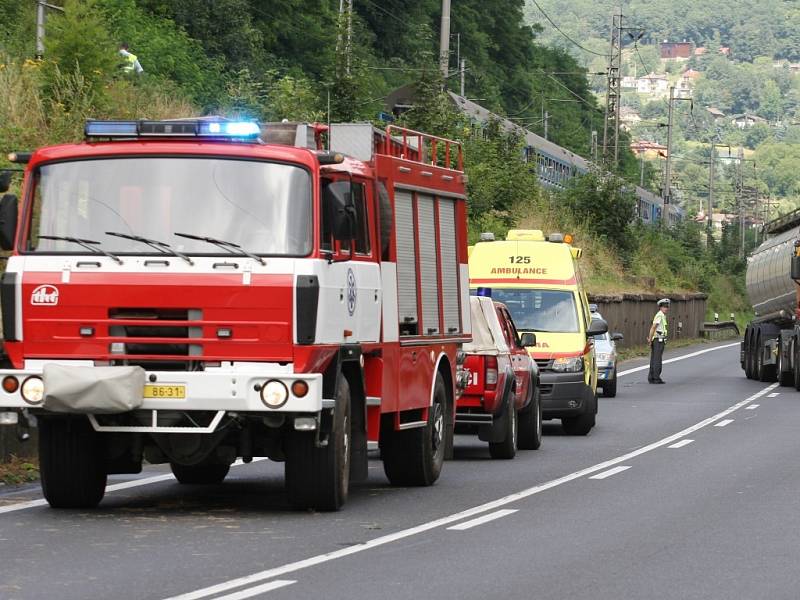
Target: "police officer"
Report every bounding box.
[648,298,670,384]
[119,43,144,74]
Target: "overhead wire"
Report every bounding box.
[529,0,610,57]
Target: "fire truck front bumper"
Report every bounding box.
[0,360,324,417]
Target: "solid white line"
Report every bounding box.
[768,392,780,398]
[162,381,779,600]
[447,509,517,531]
[668,439,694,449]
[0,458,268,515]
[212,580,295,600]
[745,404,759,410]
[618,342,740,377]
[714,419,734,427]
[589,466,630,480]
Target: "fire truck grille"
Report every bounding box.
[108,308,202,370]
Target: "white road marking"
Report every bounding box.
[162,381,779,600]
[447,509,517,531]
[211,580,295,600]
[618,342,740,377]
[715,419,734,427]
[768,392,780,397]
[589,466,630,479]
[0,458,268,515]
[745,404,759,410]
[668,439,694,449]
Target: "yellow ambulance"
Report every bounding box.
[468,230,608,435]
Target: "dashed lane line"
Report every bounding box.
[617,342,740,378]
[162,381,779,600]
[714,419,734,427]
[211,580,296,600]
[447,509,518,531]
[668,439,694,449]
[745,404,759,410]
[768,392,780,397]
[589,466,631,480]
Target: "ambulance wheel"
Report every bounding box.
[562,392,596,436]
[285,377,351,511]
[39,417,107,509]
[381,374,446,486]
[518,386,542,450]
[170,462,230,484]
[489,392,517,459]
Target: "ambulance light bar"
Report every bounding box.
[84,120,261,140]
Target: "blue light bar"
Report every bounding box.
[84,119,261,140]
[199,121,260,138]
[85,121,139,137]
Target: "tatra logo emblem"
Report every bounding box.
[346,268,357,316]
[31,284,59,306]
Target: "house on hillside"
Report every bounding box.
[620,106,642,131]
[621,76,637,89]
[660,41,692,61]
[630,140,668,159]
[732,113,768,128]
[637,72,669,96]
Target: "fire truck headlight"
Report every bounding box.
[21,376,44,405]
[260,380,288,409]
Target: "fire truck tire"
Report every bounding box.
[39,417,107,509]
[489,392,517,459]
[285,377,351,511]
[381,374,446,486]
[170,462,230,484]
[518,386,542,450]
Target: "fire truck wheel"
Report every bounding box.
[39,417,107,509]
[518,386,542,450]
[381,374,447,486]
[285,376,351,511]
[489,392,517,459]
[170,462,230,484]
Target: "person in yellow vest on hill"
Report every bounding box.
[648,298,670,384]
[119,43,144,74]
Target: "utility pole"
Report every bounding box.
[602,11,623,167]
[439,0,451,78]
[336,0,354,75]
[707,145,715,244]
[34,0,64,59]
[591,131,598,162]
[544,111,549,140]
[662,85,675,228]
[737,146,744,257]
[460,59,466,96]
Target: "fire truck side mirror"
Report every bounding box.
[0,194,18,251]
[323,181,356,241]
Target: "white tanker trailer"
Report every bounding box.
[742,209,800,386]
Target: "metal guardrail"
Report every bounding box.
[700,321,740,337]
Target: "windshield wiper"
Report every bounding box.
[105,231,194,266]
[38,235,123,265]
[173,232,266,265]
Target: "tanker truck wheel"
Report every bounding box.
[744,328,755,379]
[755,331,765,381]
[381,374,446,486]
[794,339,800,391]
[285,377,351,511]
[39,416,107,509]
[778,341,793,387]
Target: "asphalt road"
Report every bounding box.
[2,340,798,600]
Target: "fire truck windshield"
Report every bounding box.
[27,157,312,256]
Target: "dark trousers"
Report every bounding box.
[649,339,665,382]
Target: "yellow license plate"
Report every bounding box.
[143,384,186,399]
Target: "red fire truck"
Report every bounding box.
[0,119,471,511]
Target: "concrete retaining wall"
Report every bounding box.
[589,292,708,348]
